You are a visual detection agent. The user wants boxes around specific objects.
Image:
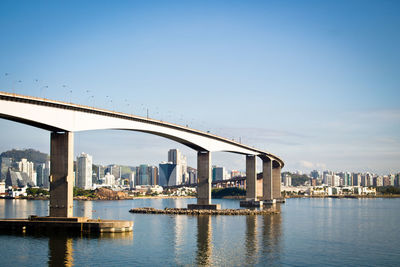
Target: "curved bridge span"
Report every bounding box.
[0,91,284,215]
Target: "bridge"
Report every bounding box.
[0,91,284,216]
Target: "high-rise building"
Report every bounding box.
[0,157,12,181]
[36,163,45,187]
[388,174,395,186]
[212,166,228,181]
[159,162,181,186]
[43,159,50,188]
[395,173,400,187]
[158,149,188,186]
[135,165,158,185]
[187,167,197,185]
[76,153,93,189]
[383,176,390,187]
[283,174,292,186]
[310,170,320,179]
[352,173,361,186]
[103,172,115,186]
[17,158,36,185]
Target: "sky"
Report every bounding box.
[0,0,399,174]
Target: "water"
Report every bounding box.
[0,198,399,266]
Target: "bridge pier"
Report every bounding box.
[188,151,220,210]
[240,155,263,208]
[49,132,74,217]
[273,161,284,203]
[262,157,275,204]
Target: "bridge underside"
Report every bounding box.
[0,92,284,215]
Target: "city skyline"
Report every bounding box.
[1,1,399,174]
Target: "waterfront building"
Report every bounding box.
[395,173,400,187]
[374,176,383,187]
[76,153,93,190]
[0,181,5,195]
[352,173,361,186]
[383,176,390,187]
[388,174,395,186]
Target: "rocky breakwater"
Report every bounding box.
[129,207,279,215]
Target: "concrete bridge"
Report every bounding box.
[0,91,284,216]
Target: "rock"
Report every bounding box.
[128,207,278,215]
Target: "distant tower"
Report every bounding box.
[76,153,93,189]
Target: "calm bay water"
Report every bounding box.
[0,198,399,266]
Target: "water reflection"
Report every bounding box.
[196,215,213,266]
[48,235,74,267]
[245,215,258,266]
[261,204,282,265]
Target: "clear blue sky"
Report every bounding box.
[0,0,399,174]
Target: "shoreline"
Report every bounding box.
[3,195,400,201]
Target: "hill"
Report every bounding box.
[0,149,49,165]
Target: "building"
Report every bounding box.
[212,166,228,181]
[352,173,361,186]
[283,174,292,186]
[395,173,400,187]
[168,149,188,184]
[159,162,181,186]
[310,170,320,179]
[0,157,12,181]
[76,152,93,190]
[136,165,158,185]
[102,172,115,186]
[5,169,35,188]
[0,181,5,196]
[36,163,45,187]
[106,164,121,180]
[17,158,36,185]
[187,167,197,185]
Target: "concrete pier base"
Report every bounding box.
[240,200,263,208]
[263,199,276,204]
[187,204,221,210]
[0,216,133,233]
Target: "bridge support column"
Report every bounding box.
[273,161,284,203]
[245,155,257,201]
[188,151,220,210]
[49,132,74,217]
[262,157,275,204]
[240,155,262,207]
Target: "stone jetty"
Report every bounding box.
[129,207,279,215]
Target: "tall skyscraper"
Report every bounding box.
[17,158,36,185]
[161,149,188,186]
[76,153,93,189]
[135,165,158,185]
[36,163,45,187]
